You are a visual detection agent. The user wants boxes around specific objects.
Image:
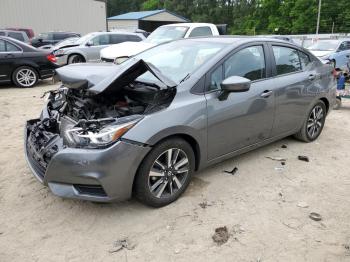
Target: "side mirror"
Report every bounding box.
[86,40,93,47]
[218,76,251,101]
[346,55,350,58]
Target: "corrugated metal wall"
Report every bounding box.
[107,20,138,32]
[0,0,106,35]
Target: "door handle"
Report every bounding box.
[260,90,273,98]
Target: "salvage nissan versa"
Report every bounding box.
[25,37,336,207]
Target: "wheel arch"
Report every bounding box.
[67,52,86,63]
[319,97,330,113]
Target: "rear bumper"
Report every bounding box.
[25,119,151,202]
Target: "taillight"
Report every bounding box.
[47,54,57,63]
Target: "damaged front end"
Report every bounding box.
[25,59,176,184]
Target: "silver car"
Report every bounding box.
[25,37,336,207]
[53,31,145,65]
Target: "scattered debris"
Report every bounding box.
[309,212,322,221]
[281,161,286,166]
[344,243,350,251]
[298,155,310,162]
[108,238,136,253]
[199,201,212,209]
[224,167,238,175]
[212,226,230,245]
[275,167,284,171]
[297,201,309,208]
[232,224,245,234]
[266,156,287,162]
[281,144,288,148]
[173,244,187,254]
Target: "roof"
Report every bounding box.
[108,9,190,22]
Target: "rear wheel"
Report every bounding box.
[294,101,327,142]
[12,66,38,88]
[68,54,85,64]
[134,138,195,207]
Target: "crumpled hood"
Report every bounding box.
[55,59,176,94]
[309,50,333,58]
[100,41,156,60]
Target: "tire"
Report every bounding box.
[134,138,195,207]
[294,100,327,142]
[334,98,342,110]
[12,66,38,88]
[330,59,336,68]
[68,54,85,64]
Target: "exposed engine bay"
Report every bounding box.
[26,59,177,172]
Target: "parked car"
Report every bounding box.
[25,37,335,207]
[53,31,145,65]
[6,27,35,39]
[0,36,58,87]
[38,36,80,50]
[100,23,220,62]
[0,30,30,44]
[31,31,81,48]
[307,39,350,68]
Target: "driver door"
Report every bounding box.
[205,44,276,160]
[85,34,110,62]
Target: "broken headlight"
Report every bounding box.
[65,119,139,148]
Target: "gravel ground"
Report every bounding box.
[0,81,350,262]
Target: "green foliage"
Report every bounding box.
[107,0,350,34]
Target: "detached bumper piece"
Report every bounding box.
[25,119,63,183]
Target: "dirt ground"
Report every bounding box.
[1,80,350,262]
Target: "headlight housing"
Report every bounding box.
[65,118,140,148]
[54,49,66,56]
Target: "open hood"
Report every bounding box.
[55,59,177,95]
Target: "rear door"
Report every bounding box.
[205,43,276,160]
[269,44,317,136]
[0,39,23,82]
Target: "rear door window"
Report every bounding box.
[0,40,6,52]
[54,33,68,40]
[6,41,21,52]
[109,34,126,44]
[272,46,301,75]
[189,27,213,37]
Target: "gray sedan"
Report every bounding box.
[53,31,145,65]
[25,37,336,207]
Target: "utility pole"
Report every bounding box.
[331,21,335,34]
[316,0,322,36]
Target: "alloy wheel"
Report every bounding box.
[16,68,37,87]
[148,148,190,199]
[307,105,324,138]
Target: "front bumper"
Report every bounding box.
[56,55,68,66]
[25,119,151,202]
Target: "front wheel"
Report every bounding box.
[134,138,195,207]
[68,54,85,64]
[294,101,327,142]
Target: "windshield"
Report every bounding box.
[75,33,97,45]
[308,40,339,51]
[132,40,228,84]
[145,26,189,45]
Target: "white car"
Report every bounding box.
[100,23,220,63]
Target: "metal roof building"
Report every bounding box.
[108,9,190,32]
[0,0,107,35]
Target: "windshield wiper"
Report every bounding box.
[179,73,190,84]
